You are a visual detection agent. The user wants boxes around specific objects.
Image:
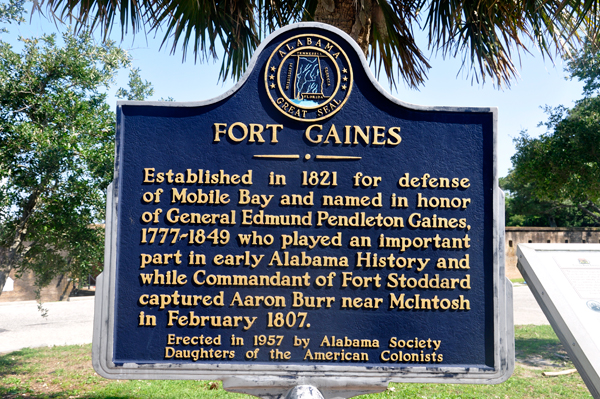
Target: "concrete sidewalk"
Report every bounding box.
[0,285,548,354]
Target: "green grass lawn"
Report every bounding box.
[0,325,591,399]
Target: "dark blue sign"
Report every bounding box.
[107,23,507,376]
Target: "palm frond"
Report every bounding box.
[34,0,147,40]
[370,0,430,88]
[424,0,597,87]
[34,0,600,87]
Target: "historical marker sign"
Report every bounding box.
[93,23,513,390]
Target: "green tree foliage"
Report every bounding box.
[36,0,600,88]
[500,174,598,227]
[502,99,600,227]
[116,67,154,101]
[501,38,600,227]
[0,0,25,32]
[0,27,151,295]
[567,40,600,97]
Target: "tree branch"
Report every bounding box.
[2,187,43,272]
[576,204,600,224]
[587,201,600,215]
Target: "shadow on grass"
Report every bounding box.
[1,392,132,399]
[515,325,570,367]
[0,349,32,377]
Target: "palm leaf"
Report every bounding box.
[34,0,600,87]
[370,0,431,88]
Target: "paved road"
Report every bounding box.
[0,285,548,354]
[513,283,550,325]
[0,296,94,354]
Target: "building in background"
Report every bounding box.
[0,270,73,302]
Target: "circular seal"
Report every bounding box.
[265,34,353,122]
[587,300,600,313]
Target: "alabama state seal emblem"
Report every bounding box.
[265,34,353,122]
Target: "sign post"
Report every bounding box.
[93,23,513,397]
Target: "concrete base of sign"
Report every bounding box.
[285,386,325,399]
[223,379,388,399]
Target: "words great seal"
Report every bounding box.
[265,34,353,122]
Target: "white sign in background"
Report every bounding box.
[518,244,600,399]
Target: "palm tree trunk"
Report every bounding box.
[313,0,372,55]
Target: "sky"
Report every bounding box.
[4,8,586,179]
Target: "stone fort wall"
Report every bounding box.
[505,227,600,280]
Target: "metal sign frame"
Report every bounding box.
[93,22,514,394]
